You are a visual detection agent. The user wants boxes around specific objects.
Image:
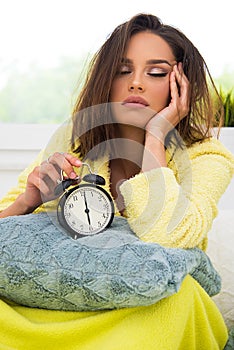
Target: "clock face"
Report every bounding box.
[59,184,114,238]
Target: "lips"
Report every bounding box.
[122,96,149,108]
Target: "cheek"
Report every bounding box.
[151,81,170,111]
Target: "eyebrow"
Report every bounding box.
[121,58,172,66]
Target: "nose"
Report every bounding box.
[128,78,145,93]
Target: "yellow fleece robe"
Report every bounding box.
[0,122,233,349]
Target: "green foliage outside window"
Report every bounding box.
[0,55,90,124]
[219,89,234,127]
[214,68,234,127]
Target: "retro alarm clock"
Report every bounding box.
[55,163,114,239]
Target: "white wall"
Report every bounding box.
[206,128,234,329]
[216,128,234,211]
[0,124,59,198]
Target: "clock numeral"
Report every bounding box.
[68,203,74,209]
[98,221,102,228]
[98,194,103,201]
[73,195,78,201]
[89,225,94,231]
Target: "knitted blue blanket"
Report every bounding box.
[0,213,221,311]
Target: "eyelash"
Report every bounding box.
[148,72,168,77]
[119,70,131,75]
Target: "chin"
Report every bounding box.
[111,102,156,130]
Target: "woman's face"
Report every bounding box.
[110,31,176,128]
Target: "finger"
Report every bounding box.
[38,178,52,197]
[40,162,61,183]
[31,164,61,199]
[169,71,179,102]
[28,167,53,196]
[174,64,190,93]
[47,152,82,179]
[63,153,82,167]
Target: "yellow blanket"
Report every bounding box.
[0,276,228,350]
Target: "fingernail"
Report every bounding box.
[75,159,82,166]
[70,171,77,179]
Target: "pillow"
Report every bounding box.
[0,213,221,311]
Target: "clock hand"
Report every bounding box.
[83,192,91,226]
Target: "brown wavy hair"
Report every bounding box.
[71,13,222,159]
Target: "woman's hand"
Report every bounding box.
[145,63,190,141]
[0,152,82,219]
[142,63,190,172]
[23,152,82,211]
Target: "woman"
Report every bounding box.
[0,13,233,349]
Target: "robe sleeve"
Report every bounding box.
[119,138,234,249]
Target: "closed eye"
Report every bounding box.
[117,64,132,75]
[148,72,168,77]
[120,70,131,75]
